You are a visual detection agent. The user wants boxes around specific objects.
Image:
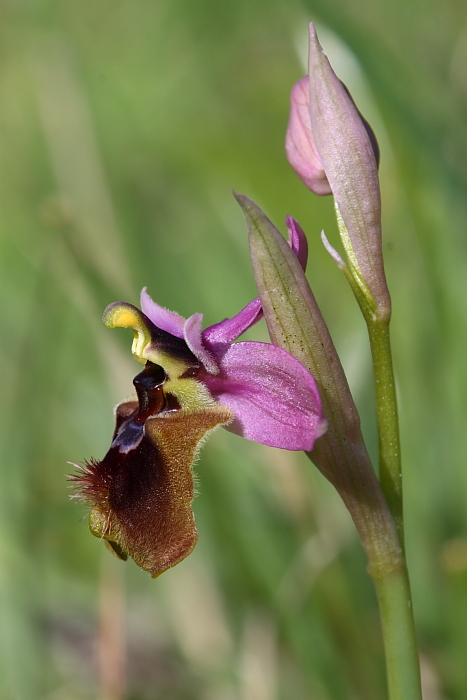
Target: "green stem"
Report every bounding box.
[365,318,421,698]
[367,319,404,546]
[341,256,419,695]
[312,436,422,700]
[373,565,422,700]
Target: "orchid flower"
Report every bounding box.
[71,217,325,577]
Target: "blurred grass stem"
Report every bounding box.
[98,551,126,700]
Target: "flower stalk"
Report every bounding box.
[375,567,422,700]
[367,315,404,545]
[240,193,422,700]
[328,211,404,542]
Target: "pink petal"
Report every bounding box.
[140,287,186,338]
[183,313,220,374]
[285,76,332,195]
[204,341,324,451]
[286,216,308,271]
[202,297,263,345]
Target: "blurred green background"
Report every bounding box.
[1,0,467,698]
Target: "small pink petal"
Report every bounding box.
[204,341,323,451]
[286,216,308,270]
[203,297,263,345]
[140,287,186,338]
[285,76,332,195]
[183,313,219,374]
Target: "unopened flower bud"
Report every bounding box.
[286,23,391,320]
